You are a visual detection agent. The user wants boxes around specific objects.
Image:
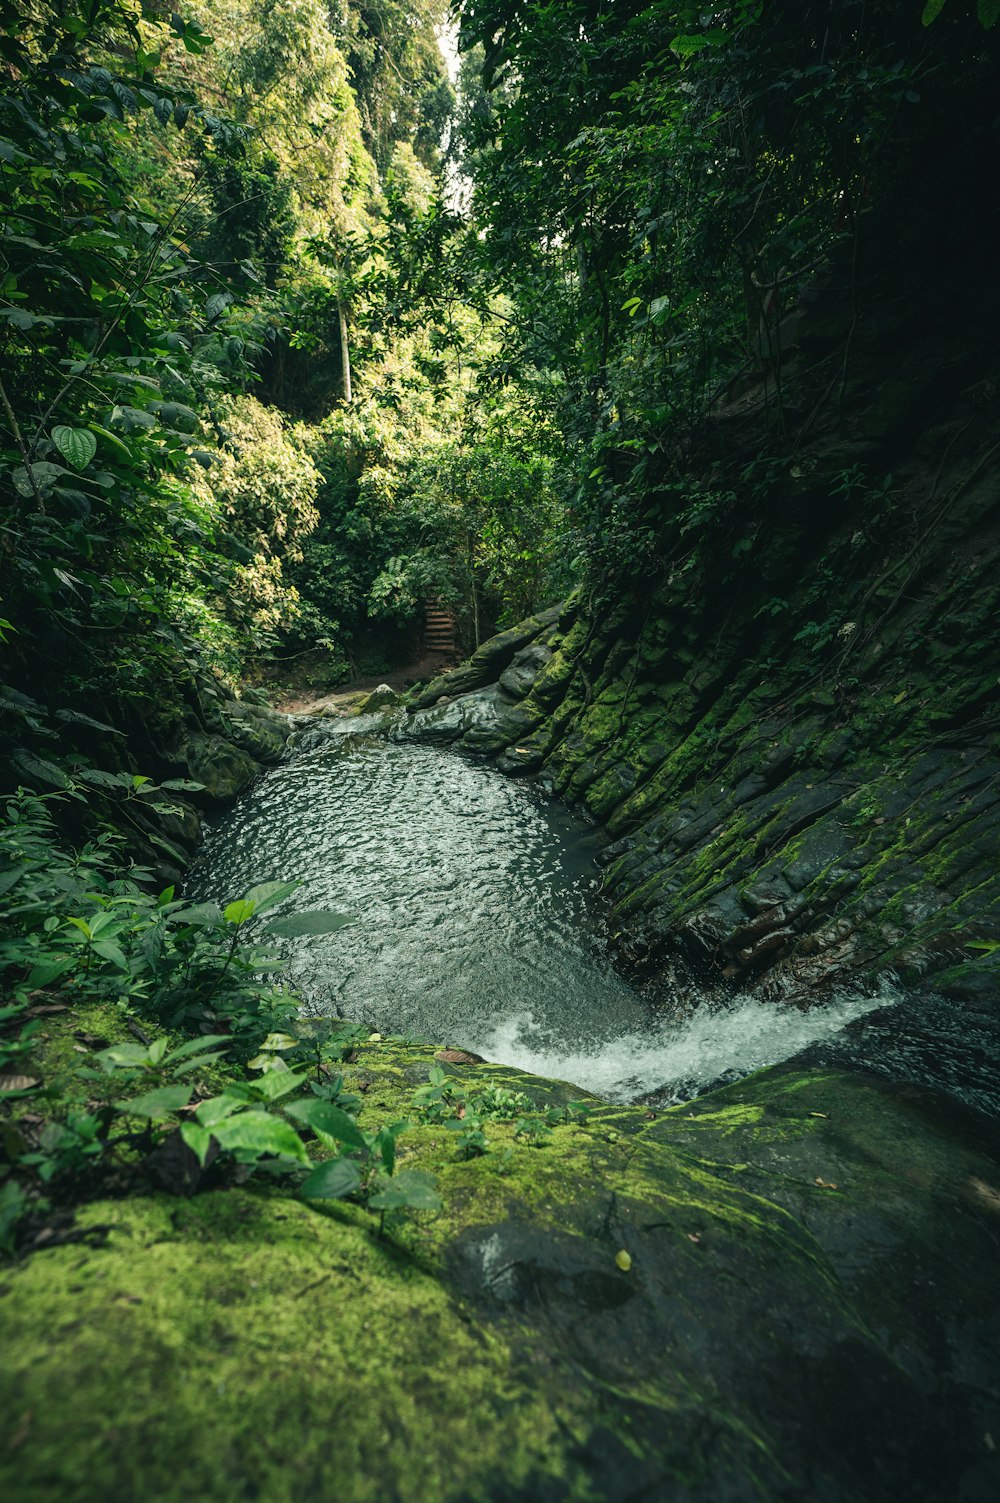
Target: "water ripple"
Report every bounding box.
[189,724,886,1100]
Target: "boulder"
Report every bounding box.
[408,604,565,710]
[3,1042,998,1502]
[355,684,402,714]
[498,642,553,702]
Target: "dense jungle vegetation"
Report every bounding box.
[2,0,999,1315]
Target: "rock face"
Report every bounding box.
[3,1040,998,1502]
[405,263,1000,1001]
[407,604,564,709]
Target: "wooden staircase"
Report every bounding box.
[424,597,458,659]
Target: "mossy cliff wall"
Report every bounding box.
[410,250,1000,1001]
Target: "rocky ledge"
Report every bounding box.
[3,1037,998,1502]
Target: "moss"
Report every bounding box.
[4,1044,999,1500]
[0,1190,588,1503]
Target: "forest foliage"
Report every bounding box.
[2,1,999,1247]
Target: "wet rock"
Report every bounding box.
[168,732,260,801]
[220,699,289,764]
[498,642,553,702]
[408,604,565,710]
[355,683,401,714]
[399,687,502,745]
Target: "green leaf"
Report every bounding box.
[368,1169,441,1212]
[0,1179,28,1254]
[167,1034,231,1062]
[170,902,224,928]
[670,34,710,57]
[266,910,351,938]
[27,954,76,988]
[91,940,128,969]
[978,0,1000,26]
[205,291,232,320]
[179,1122,214,1166]
[52,426,98,471]
[258,1032,300,1052]
[300,1156,362,1199]
[212,1109,308,1162]
[119,1084,192,1119]
[921,0,947,21]
[244,880,301,914]
[195,1090,250,1128]
[95,1041,151,1070]
[285,1099,367,1149]
[249,1069,309,1103]
[224,898,256,925]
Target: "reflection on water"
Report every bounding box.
[189,717,884,1101]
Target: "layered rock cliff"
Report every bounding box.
[406,240,1000,1005]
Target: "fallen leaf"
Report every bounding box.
[615,1249,632,1272]
[687,1233,702,1244]
[815,1178,839,1190]
[0,1075,40,1094]
[809,1112,830,1119]
[434,1048,485,1065]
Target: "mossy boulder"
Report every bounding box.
[408,605,565,710]
[3,1041,998,1502]
[355,684,401,714]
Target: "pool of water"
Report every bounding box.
[188,716,889,1102]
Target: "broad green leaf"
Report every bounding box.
[172,1051,228,1076]
[53,708,122,735]
[921,0,947,21]
[91,940,128,969]
[249,1069,309,1103]
[180,1122,214,1166]
[95,1041,151,1071]
[670,34,710,57]
[224,898,256,925]
[167,1034,231,1062]
[245,880,301,914]
[11,751,71,789]
[119,1084,192,1119]
[285,1099,367,1149]
[0,1180,28,1254]
[27,954,76,988]
[368,1169,441,1212]
[195,1089,251,1128]
[258,1032,300,1052]
[978,0,1000,26]
[213,1109,308,1161]
[52,426,97,471]
[267,910,351,938]
[205,291,232,320]
[170,902,224,928]
[300,1156,362,1199]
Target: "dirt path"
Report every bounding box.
[276,649,455,716]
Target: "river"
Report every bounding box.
[188,714,890,1102]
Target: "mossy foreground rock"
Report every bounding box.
[2,1044,998,1502]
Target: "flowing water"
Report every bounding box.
[189,715,891,1103]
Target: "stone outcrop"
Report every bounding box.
[404,259,1000,1002]
[4,1037,998,1502]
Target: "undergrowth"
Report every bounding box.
[0,787,587,1257]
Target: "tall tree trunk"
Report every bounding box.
[338,300,352,404]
